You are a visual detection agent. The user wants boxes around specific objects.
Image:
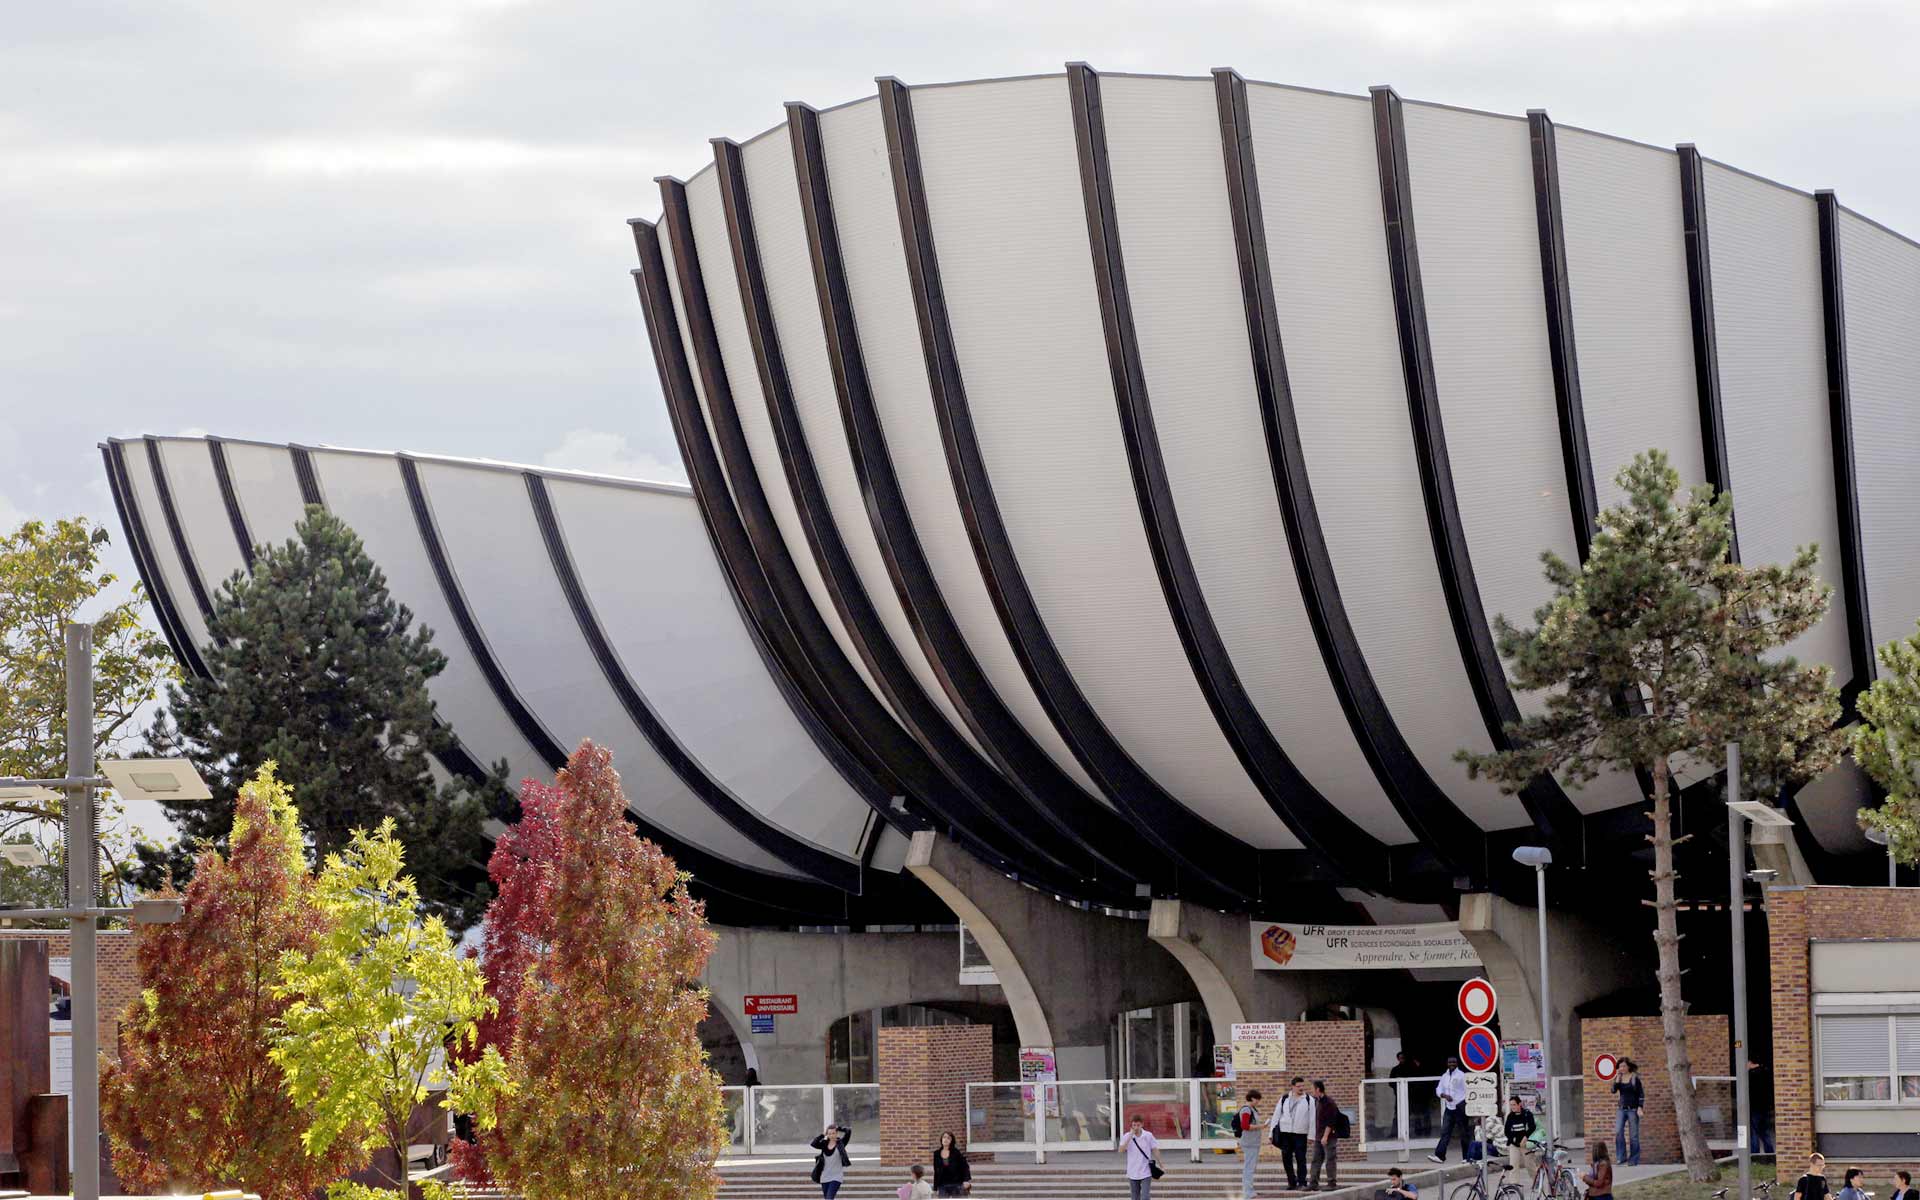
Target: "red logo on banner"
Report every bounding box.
[744,994,798,1015]
[1459,1025,1500,1073]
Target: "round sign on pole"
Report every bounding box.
[1457,978,1498,1025]
[1594,1053,1619,1081]
[1459,1025,1500,1074]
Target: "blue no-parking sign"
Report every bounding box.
[1459,1025,1500,1073]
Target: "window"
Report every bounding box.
[1817,1012,1920,1104]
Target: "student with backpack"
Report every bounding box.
[1235,1089,1263,1200]
[1311,1079,1346,1190]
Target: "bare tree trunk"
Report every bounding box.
[1650,754,1717,1179]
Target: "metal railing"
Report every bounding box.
[1358,1075,1445,1157]
[718,1084,881,1155]
[1551,1075,1583,1148]
[965,1079,1115,1160]
[1115,1077,1241,1160]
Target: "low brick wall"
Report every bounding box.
[1767,885,1920,1164]
[1580,1014,1728,1163]
[0,930,139,1061]
[878,1024,993,1167]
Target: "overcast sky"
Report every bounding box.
[6,0,1918,835]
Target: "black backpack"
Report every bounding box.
[1332,1110,1351,1139]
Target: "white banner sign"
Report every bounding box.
[1251,922,1482,971]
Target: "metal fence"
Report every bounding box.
[718,1084,881,1155]
[965,1079,1115,1160]
[1359,1074,1587,1158]
[1115,1077,1241,1160]
[1691,1075,1738,1151]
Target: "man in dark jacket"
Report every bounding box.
[1309,1079,1341,1190]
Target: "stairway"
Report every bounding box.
[710,1159,1472,1200]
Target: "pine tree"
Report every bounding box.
[134,505,508,930]
[102,764,367,1199]
[1849,626,1920,866]
[477,741,726,1200]
[1458,450,1844,1182]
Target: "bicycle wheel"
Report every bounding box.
[1457,1179,1488,1200]
[1494,1181,1527,1200]
[1554,1168,1580,1200]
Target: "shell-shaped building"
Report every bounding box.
[106,68,1920,920]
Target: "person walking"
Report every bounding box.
[1309,1079,1342,1191]
[810,1123,853,1199]
[1236,1089,1264,1200]
[1272,1077,1314,1190]
[931,1131,971,1197]
[1583,1142,1614,1200]
[1120,1113,1161,1200]
[1611,1059,1644,1166]
[1427,1056,1469,1163]
[1502,1096,1537,1174]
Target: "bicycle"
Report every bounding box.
[1492,1138,1579,1200]
[1454,1154,1513,1200]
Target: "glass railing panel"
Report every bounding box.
[1119,1078,1190,1142]
[1042,1080,1115,1148]
[966,1082,1031,1148]
[751,1085,825,1150]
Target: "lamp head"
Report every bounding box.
[1512,846,1553,868]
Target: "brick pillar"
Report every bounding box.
[878,1024,993,1168]
[1767,887,1813,1165]
[1220,1020,1367,1134]
[1580,1013,1729,1163]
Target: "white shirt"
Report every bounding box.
[1437,1069,1468,1107]
[1270,1092,1316,1135]
[1122,1130,1160,1180]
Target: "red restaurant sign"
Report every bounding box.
[744,994,798,1015]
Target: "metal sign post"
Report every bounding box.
[66,623,101,1200]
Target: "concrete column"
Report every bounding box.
[906,833,1195,1079]
[702,925,1004,1084]
[1148,899,1328,1038]
[1458,891,1639,1075]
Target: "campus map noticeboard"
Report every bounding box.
[1230,1022,1287,1072]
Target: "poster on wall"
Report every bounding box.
[1212,1044,1235,1080]
[1502,1040,1544,1113]
[49,956,73,1096]
[1018,1047,1058,1118]
[1230,1022,1288,1072]
[1249,922,1482,970]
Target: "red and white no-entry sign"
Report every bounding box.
[1459,1025,1501,1074]
[1457,978,1498,1025]
[1594,1053,1619,1081]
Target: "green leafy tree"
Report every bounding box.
[471,742,726,1200]
[1458,450,1844,1181]
[102,764,366,1199]
[136,505,508,930]
[1849,626,1920,866]
[1,516,176,903]
[271,818,512,1200]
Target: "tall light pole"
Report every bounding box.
[1,623,197,1200]
[1727,743,1795,1200]
[1512,846,1553,1136]
[1864,826,1896,887]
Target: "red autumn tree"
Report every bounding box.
[474,740,727,1200]
[448,771,564,1185]
[102,764,366,1198]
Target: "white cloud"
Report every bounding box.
[540,428,687,486]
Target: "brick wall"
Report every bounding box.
[878,1024,993,1168]
[1580,1014,1728,1163]
[1232,1019,1368,1126]
[0,931,139,1061]
[1766,886,1920,1165]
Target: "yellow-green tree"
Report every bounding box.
[102,765,365,1199]
[1850,625,1920,866]
[1,516,175,903]
[271,819,511,1200]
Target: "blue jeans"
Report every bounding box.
[821,1183,841,1199]
[1614,1108,1640,1165]
[1434,1104,1470,1160]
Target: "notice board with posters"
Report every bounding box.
[49,955,72,1095]
[1502,1040,1544,1113]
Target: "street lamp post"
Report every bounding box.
[1726,744,1796,1200]
[1512,845,1553,1138]
[1864,826,1895,887]
[0,623,195,1200]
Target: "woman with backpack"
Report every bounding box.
[1237,1089,1264,1200]
[810,1123,853,1198]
